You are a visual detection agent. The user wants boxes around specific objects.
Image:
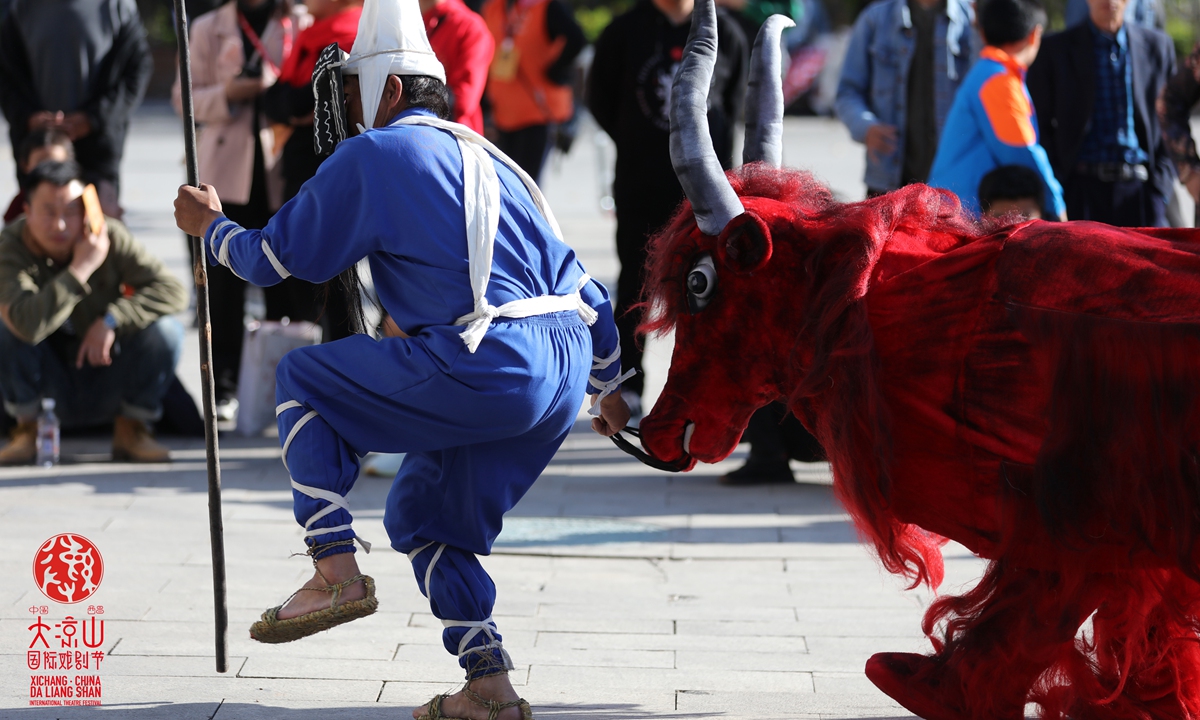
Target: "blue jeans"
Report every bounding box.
[0,318,184,426]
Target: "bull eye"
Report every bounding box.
[686,255,717,313]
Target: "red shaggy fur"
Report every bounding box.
[638,163,1200,719]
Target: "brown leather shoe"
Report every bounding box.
[112,416,170,463]
[0,421,37,466]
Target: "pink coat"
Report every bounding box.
[172,3,306,209]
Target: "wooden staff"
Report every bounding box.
[172,0,229,674]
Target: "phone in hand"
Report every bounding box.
[81,184,104,236]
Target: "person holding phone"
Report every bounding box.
[0,161,188,465]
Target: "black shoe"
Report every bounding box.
[719,456,795,486]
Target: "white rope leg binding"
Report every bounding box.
[407,542,448,598]
[277,401,371,552]
[406,543,515,672]
[442,617,515,671]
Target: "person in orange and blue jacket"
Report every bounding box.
[928,0,1065,219]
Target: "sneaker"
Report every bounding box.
[215,398,239,423]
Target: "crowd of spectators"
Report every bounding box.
[6,0,1200,476]
[837,0,1194,232]
[0,0,573,466]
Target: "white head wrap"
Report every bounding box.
[342,0,447,130]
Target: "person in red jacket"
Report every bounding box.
[261,0,363,343]
[421,0,494,133]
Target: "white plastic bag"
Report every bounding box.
[235,319,322,437]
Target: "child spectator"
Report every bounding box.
[3,128,73,225]
[928,0,1065,219]
[979,164,1045,219]
[0,161,187,465]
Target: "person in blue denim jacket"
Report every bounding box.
[835,0,977,195]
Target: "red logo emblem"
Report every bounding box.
[33,535,103,604]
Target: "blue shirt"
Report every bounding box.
[203,107,622,392]
[1077,22,1148,165]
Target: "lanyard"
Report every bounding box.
[503,0,530,40]
[237,11,293,77]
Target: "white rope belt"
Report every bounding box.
[455,274,599,353]
[277,400,371,553]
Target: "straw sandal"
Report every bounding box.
[417,685,534,720]
[249,545,378,644]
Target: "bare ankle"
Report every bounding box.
[313,551,360,584]
[466,673,518,700]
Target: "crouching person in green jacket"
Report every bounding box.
[0,161,188,464]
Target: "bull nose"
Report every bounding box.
[682,422,695,455]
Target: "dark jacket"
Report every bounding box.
[1027,21,1177,201]
[586,0,747,206]
[0,0,152,187]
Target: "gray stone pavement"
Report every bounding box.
[0,104,986,718]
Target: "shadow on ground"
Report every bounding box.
[0,419,852,547]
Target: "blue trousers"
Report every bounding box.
[0,318,184,425]
[275,312,589,678]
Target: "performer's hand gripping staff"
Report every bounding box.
[171,0,229,674]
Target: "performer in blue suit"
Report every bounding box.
[174,0,630,716]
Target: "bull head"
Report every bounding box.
[623,2,801,471]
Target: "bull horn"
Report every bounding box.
[669,0,745,237]
[743,15,796,167]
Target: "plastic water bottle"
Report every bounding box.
[36,398,60,468]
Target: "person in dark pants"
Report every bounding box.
[262,0,362,343]
[0,0,153,219]
[587,0,746,417]
[1027,0,1176,227]
[721,403,825,485]
[481,0,584,183]
[173,0,300,420]
[835,0,976,197]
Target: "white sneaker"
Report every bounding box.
[215,398,239,423]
